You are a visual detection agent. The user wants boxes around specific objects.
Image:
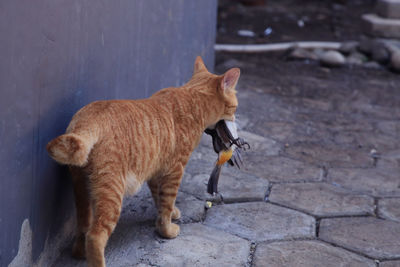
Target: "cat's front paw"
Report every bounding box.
[171,206,181,220]
[157,222,180,239]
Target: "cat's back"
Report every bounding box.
[69,98,170,129]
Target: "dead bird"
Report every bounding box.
[205,120,250,194]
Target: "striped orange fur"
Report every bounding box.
[46,57,240,267]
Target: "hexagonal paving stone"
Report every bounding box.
[54,224,156,267]
[251,121,295,142]
[185,131,272,177]
[55,223,250,267]
[121,186,205,224]
[380,260,400,267]
[196,129,280,156]
[237,130,282,155]
[184,155,215,176]
[121,186,157,222]
[144,224,250,267]
[181,170,269,203]
[377,157,400,170]
[269,182,374,217]
[174,191,206,224]
[285,142,374,168]
[243,156,322,183]
[250,118,337,145]
[204,202,315,241]
[253,240,375,267]
[377,120,400,138]
[320,217,400,259]
[327,168,400,197]
[237,90,296,123]
[378,198,400,222]
[333,131,399,154]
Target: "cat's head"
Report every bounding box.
[193,56,240,126]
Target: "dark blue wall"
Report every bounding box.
[0,1,217,265]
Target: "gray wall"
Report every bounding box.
[0,0,217,266]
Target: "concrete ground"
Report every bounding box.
[54,53,400,267]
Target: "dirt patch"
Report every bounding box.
[217,0,375,44]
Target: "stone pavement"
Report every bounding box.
[54,56,400,266]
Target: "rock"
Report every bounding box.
[319,50,346,67]
[346,51,368,65]
[269,182,374,217]
[327,168,400,197]
[381,39,400,52]
[378,198,400,222]
[377,0,400,19]
[390,50,400,72]
[371,43,390,63]
[363,61,383,69]
[320,217,400,259]
[339,41,359,54]
[287,47,318,61]
[219,58,248,69]
[313,48,326,58]
[362,14,400,39]
[204,202,315,241]
[253,240,375,267]
[358,39,375,55]
[237,29,255,37]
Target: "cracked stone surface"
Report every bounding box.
[54,224,155,267]
[253,240,375,267]
[269,182,374,217]
[121,186,205,224]
[333,131,399,154]
[378,198,400,222]
[204,202,315,241]
[181,171,269,203]
[142,224,250,267]
[285,142,374,168]
[237,130,282,155]
[327,168,400,197]
[319,217,400,259]
[377,120,400,138]
[243,155,322,183]
[380,260,400,267]
[55,224,250,267]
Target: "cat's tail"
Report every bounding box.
[46,132,97,167]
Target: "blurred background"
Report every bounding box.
[1,1,400,266]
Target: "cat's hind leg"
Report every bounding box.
[70,166,92,259]
[85,169,124,267]
[156,164,183,238]
[148,177,181,220]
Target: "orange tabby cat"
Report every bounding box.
[46,57,240,267]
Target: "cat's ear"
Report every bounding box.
[221,68,240,94]
[193,56,208,74]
